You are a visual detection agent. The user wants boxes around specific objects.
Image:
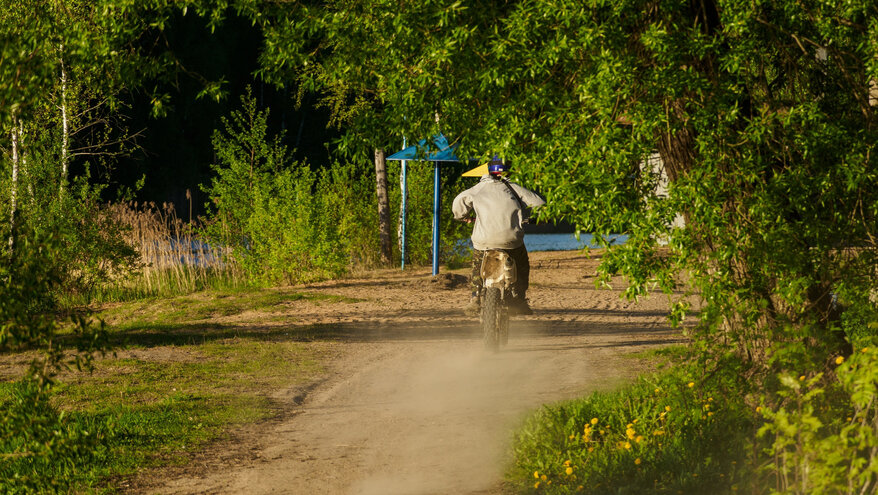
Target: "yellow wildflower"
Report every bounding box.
[590,417,599,425]
[687,381,695,388]
[566,467,574,475]
[534,482,540,489]
[756,406,762,413]
[624,441,632,450]
[541,474,547,481]
[534,471,540,479]
[708,412,714,417]
[665,405,672,412]
[835,356,845,365]
[588,447,594,452]
[708,397,714,402]
[635,458,642,465]
[635,435,644,443]
[799,375,806,381]
[626,428,636,439]
[653,429,665,436]
[564,460,572,466]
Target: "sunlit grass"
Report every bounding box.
[509,366,756,494]
[0,283,354,493]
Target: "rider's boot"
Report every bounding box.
[463,296,481,316]
[508,293,533,316]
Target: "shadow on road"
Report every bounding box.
[106,305,688,351]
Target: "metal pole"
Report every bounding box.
[401,137,407,270]
[432,161,441,276]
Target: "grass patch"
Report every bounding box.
[13,338,325,493]
[96,286,354,326]
[509,330,878,495]
[509,362,755,494]
[1,285,345,493]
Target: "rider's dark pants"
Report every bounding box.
[470,245,530,302]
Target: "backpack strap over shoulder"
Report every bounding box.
[500,178,530,223]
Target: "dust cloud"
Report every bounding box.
[345,322,628,495]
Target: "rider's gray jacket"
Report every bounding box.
[452,175,546,251]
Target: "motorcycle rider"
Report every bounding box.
[452,155,546,316]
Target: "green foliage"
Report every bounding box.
[757,345,878,494]
[202,90,471,282]
[256,5,878,487]
[254,0,878,356]
[0,231,110,493]
[510,359,755,494]
[201,89,349,283]
[512,342,878,495]
[245,162,349,283]
[0,232,107,380]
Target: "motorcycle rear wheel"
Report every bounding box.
[482,288,501,352]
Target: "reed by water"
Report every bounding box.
[99,201,245,301]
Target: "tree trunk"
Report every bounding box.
[375,148,392,264]
[9,116,20,252]
[60,46,69,194]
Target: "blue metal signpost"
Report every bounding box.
[432,162,441,275]
[400,138,407,270]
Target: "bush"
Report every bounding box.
[202,89,472,283]
[0,230,109,494]
[757,344,878,495]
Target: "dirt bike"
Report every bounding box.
[479,250,517,352]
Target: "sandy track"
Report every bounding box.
[136,251,688,495]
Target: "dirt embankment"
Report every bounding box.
[131,250,690,495]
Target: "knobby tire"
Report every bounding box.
[482,288,501,352]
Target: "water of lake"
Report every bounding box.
[523,233,628,252]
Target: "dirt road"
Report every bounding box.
[138,251,687,495]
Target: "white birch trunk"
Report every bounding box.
[21,121,31,201]
[9,116,20,251]
[60,45,69,193]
